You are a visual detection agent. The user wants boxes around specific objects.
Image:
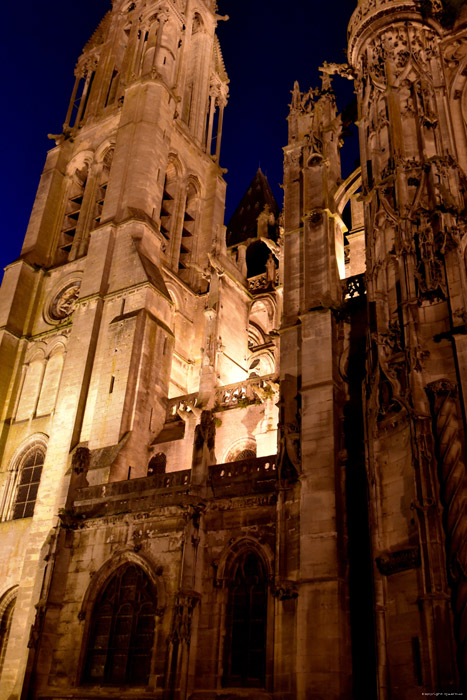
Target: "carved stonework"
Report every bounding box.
[72,446,90,475]
[49,282,81,321]
[376,546,421,575]
[272,581,299,601]
[426,379,467,675]
[168,591,200,646]
[414,215,446,302]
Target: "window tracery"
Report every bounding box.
[11,448,45,520]
[83,564,157,686]
[0,436,48,522]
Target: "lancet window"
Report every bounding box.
[160,163,178,244]
[83,564,157,686]
[223,551,267,688]
[182,13,207,132]
[57,163,89,262]
[179,182,198,271]
[11,447,45,520]
[0,436,48,522]
[105,69,119,108]
[94,148,114,227]
[0,588,17,679]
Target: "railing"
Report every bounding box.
[73,469,191,506]
[165,376,279,421]
[343,273,366,300]
[216,375,278,408]
[166,393,199,421]
[209,455,277,496]
[247,270,280,293]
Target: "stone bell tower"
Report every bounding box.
[348,0,467,693]
[0,0,228,697]
[280,76,353,698]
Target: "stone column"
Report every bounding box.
[348,0,462,690]
[427,379,467,683]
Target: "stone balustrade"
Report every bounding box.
[216,374,278,408]
[72,469,192,516]
[165,375,279,421]
[247,269,280,293]
[209,454,277,497]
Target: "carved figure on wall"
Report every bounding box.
[49,282,81,320]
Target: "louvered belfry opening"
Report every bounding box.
[83,564,157,686]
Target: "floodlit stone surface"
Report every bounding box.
[0,0,466,698]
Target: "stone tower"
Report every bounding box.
[0,0,234,696]
[348,0,467,693]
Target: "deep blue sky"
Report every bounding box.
[0,1,358,281]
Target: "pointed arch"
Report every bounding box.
[178,177,200,274]
[79,551,167,621]
[0,586,18,679]
[36,339,66,417]
[0,434,48,521]
[214,538,273,689]
[223,438,257,464]
[215,536,273,590]
[16,345,47,421]
[56,152,94,263]
[160,155,184,255]
[78,552,166,686]
[93,145,114,228]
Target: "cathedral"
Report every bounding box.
[1,0,467,698]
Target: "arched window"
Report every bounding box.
[0,436,48,522]
[223,552,267,688]
[57,163,90,262]
[0,587,17,679]
[83,564,157,686]
[246,240,272,278]
[179,182,198,272]
[147,452,166,476]
[94,148,114,227]
[11,447,45,520]
[234,449,256,462]
[160,162,178,244]
[225,439,257,463]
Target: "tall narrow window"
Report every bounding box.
[12,448,45,520]
[179,182,198,271]
[94,148,114,226]
[224,552,267,688]
[57,163,89,261]
[80,71,96,123]
[160,163,178,244]
[182,14,205,129]
[0,588,17,679]
[83,564,157,686]
[105,69,119,108]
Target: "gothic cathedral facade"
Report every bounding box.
[0,0,466,698]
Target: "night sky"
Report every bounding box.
[0,0,358,283]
